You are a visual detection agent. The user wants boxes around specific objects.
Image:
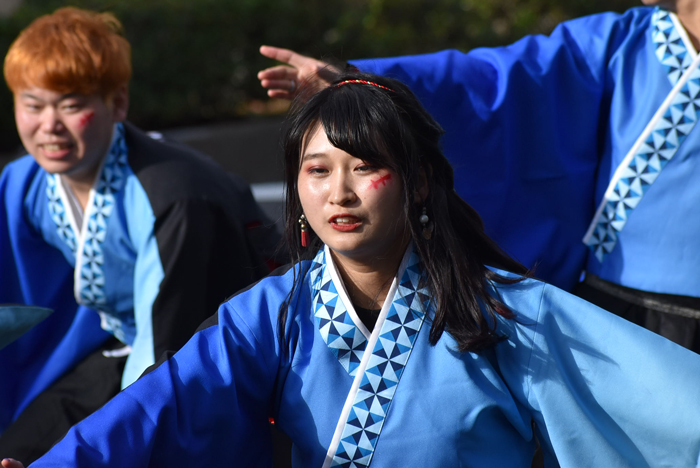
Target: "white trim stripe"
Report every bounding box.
[583,9,700,261]
[322,245,429,467]
[322,255,401,468]
[670,12,697,61]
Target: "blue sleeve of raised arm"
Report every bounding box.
[351,11,639,291]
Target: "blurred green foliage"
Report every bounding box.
[0,0,637,153]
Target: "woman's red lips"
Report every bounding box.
[329,214,362,231]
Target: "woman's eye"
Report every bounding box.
[356,164,377,172]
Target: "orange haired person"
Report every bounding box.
[0,7,279,463]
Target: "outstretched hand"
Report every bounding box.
[258,46,341,99]
[1,459,25,468]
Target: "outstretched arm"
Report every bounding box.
[27,297,282,467]
[258,45,340,99]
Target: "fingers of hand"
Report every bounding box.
[259,45,298,66]
[257,65,296,81]
[1,459,24,468]
[259,45,323,71]
[259,45,284,60]
[260,78,296,91]
[267,89,292,99]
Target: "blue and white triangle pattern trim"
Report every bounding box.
[583,14,700,262]
[46,176,77,254]
[330,250,430,468]
[77,123,128,307]
[311,249,368,377]
[652,8,692,86]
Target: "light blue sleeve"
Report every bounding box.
[350,9,652,292]
[495,280,700,467]
[122,179,162,388]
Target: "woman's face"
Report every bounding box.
[297,125,409,267]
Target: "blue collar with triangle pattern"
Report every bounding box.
[310,245,431,467]
[45,123,129,320]
[583,8,700,262]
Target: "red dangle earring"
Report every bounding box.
[299,214,309,247]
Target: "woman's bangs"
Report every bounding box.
[319,90,398,168]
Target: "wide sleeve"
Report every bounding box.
[350,11,642,291]
[29,293,282,468]
[0,161,109,431]
[496,281,700,467]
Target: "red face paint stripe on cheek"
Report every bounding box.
[79,111,94,128]
[370,174,392,189]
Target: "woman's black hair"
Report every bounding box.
[279,71,529,353]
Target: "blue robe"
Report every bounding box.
[0,122,275,433]
[29,245,700,467]
[351,7,700,298]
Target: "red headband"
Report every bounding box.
[334,79,395,92]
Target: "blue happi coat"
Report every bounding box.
[28,245,700,467]
[0,123,274,433]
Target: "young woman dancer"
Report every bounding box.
[6,72,700,467]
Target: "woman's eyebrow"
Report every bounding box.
[301,152,325,162]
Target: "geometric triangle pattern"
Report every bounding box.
[652,8,692,87]
[584,9,700,262]
[46,174,78,255]
[329,248,430,468]
[77,123,127,311]
[45,123,129,339]
[311,248,368,377]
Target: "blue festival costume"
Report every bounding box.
[350,7,700,298]
[28,245,700,467]
[0,122,277,435]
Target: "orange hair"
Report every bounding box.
[3,7,131,97]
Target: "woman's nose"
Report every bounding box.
[329,173,357,206]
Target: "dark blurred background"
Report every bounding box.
[0,0,638,193]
